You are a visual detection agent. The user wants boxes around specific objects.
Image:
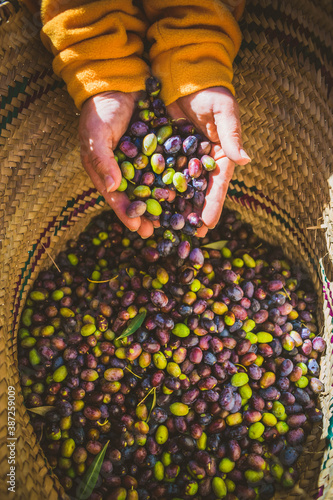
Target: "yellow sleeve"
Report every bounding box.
[143,0,245,106]
[40,0,150,110]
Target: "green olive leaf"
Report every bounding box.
[116,310,147,340]
[201,240,228,250]
[76,440,110,500]
[27,406,55,416]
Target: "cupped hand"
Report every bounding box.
[79,91,154,239]
[167,87,251,235]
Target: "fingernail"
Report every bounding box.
[105,175,115,192]
[240,149,251,161]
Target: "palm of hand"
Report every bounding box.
[79,91,155,238]
[79,91,136,193]
[167,87,250,234]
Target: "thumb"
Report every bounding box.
[201,148,235,229]
[81,146,122,193]
[166,101,188,122]
[214,101,251,166]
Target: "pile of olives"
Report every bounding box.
[19,207,325,500]
[116,77,216,244]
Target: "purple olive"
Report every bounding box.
[164,135,182,154]
[179,134,198,155]
[130,121,149,137]
[120,140,138,158]
[126,201,147,218]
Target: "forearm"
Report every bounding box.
[143,0,245,105]
[40,0,150,109]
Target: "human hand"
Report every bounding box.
[167,87,251,236]
[79,91,154,238]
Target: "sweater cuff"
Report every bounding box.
[151,43,236,106]
[52,55,150,110]
[40,0,149,110]
[145,0,242,105]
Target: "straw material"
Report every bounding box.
[0,0,332,498]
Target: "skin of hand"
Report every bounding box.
[79,91,155,239]
[167,86,251,237]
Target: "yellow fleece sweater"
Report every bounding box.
[36,0,244,110]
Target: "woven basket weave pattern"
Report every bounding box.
[0,1,332,498]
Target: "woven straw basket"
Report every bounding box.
[1,0,332,498]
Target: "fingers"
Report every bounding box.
[168,190,176,203]
[201,146,235,229]
[213,95,251,166]
[81,148,122,193]
[106,191,142,232]
[86,166,142,232]
[137,217,155,239]
[196,224,208,238]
